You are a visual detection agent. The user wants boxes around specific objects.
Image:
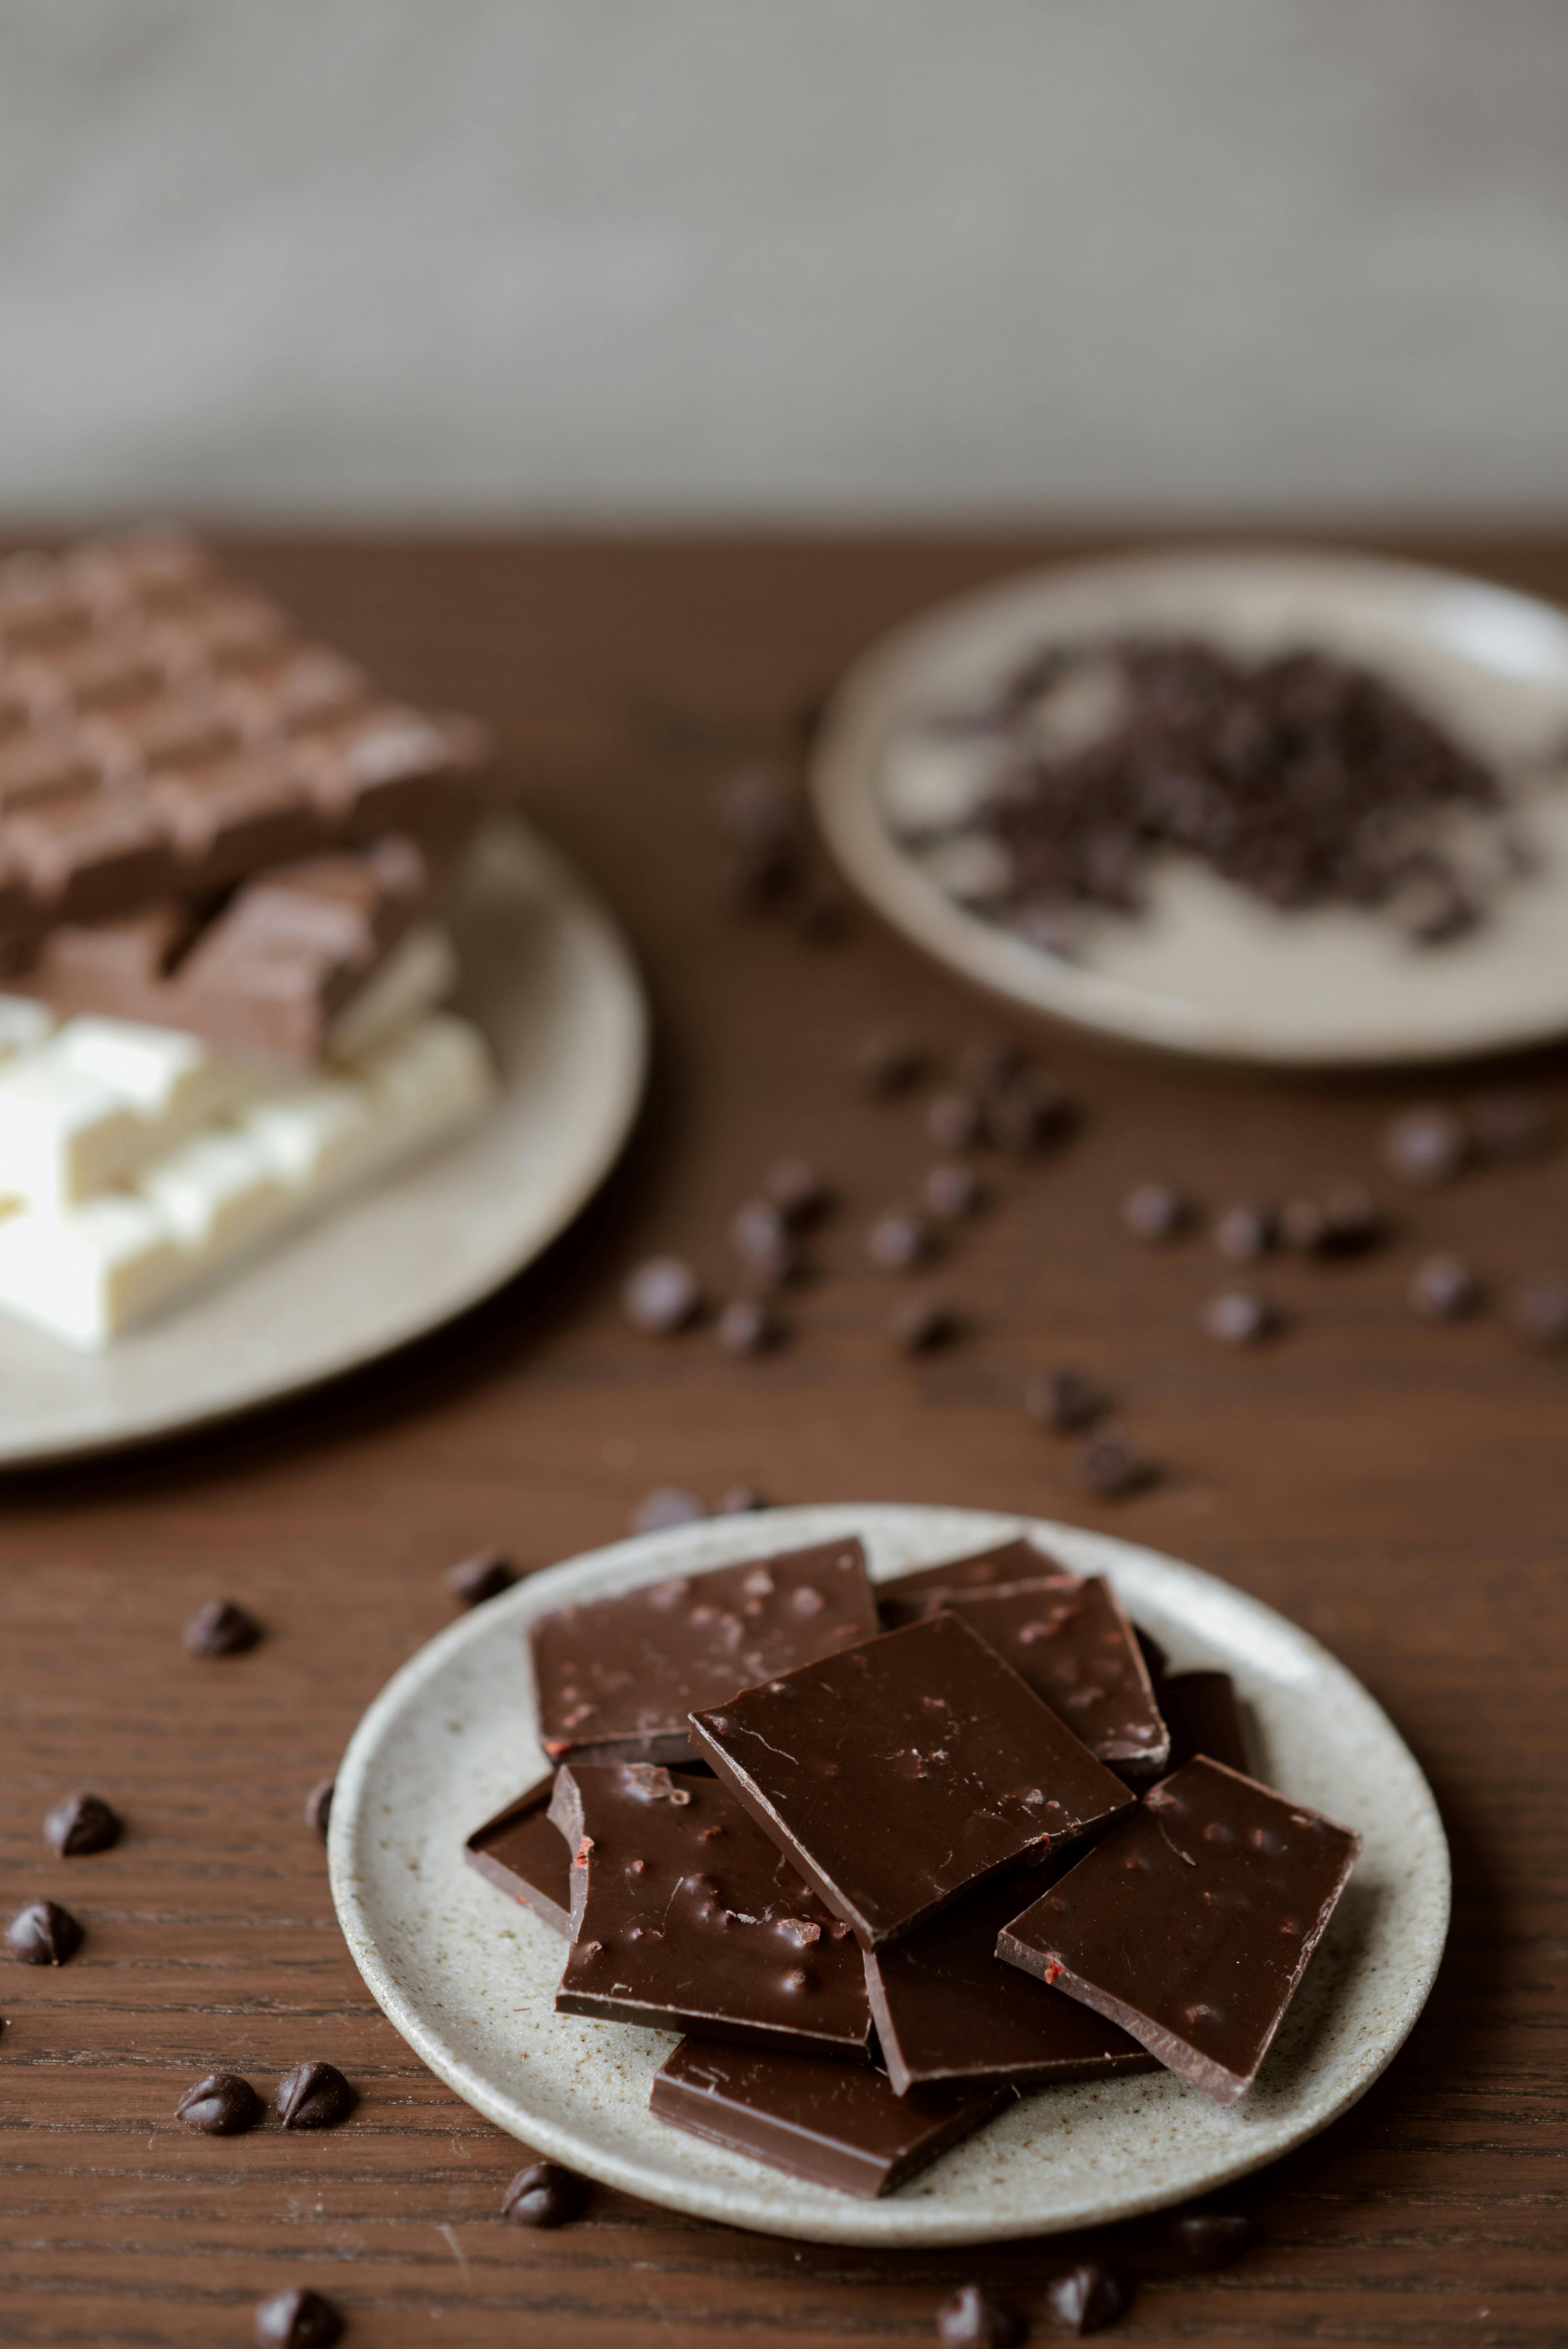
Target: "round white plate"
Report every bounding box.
[811,546,1568,1066]
[330,1502,1449,2248]
[0,816,647,1465]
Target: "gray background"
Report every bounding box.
[3,0,1566,517]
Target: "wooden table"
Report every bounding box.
[3,532,1564,2347]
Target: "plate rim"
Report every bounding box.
[329,1500,1451,2247]
[811,540,1568,1069]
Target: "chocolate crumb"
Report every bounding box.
[1506,1274,1568,1351]
[1381,1104,1468,1188]
[889,1293,963,1353]
[1212,1204,1276,1262]
[43,1792,121,1857]
[716,1297,784,1356]
[867,1207,936,1271]
[304,1779,335,1840]
[176,2071,261,2137]
[1408,1253,1481,1321]
[935,2281,1026,2348]
[502,2159,589,2227]
[444,1549,518,1608]
[1076,1430,1157,1500]
[1202,1288,1278,1346]
[5,1899,83,1966]
[923,1160,987,1220]
[1166,2210,1253,2270]
[184,1599,263,1657]
[622,1256,702,1335]
[254,2286,344,2349]
[274,2060,356,2131]
[1123,1183,1191,1242]
[1025,1367,1111,1435]
[857,1028,927,1096]
[632,1487,707,1534]
[1044,2261,1125,2335]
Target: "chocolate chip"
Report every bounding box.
[1470,1090,1553,1164]
[1408,1253,1480,1321]
[1044,2261,1125,2335]
[954,1037,1026,1094]
[717,1485,770,1514]
[765,1157,831,1228]
[1076,1431,1157,1500]
[1166,2210,1253,2270]
[1123,1183,1191,1242]
[867,1207,936,1271]
[184,1598,263,1657]
[889,1293,963,1353]
[1025,1367,1111,1435]
[632,1486,707,1534]
[43,1792,121,1857]
[622,1256,702,1335]
[1282,1183,1384,1255]
[1506,1273,1568,1351]
[1202,1288,1277,1345]
[716,1297,783,1356]
[935,2281,1026,2348]
[1381,1104,1468,1187]
[729,1198,796,1281]
[857,1028,927,1096]
[718,766,803,907]
[444,1549,518,1608]
[923,1160,987,1220]
[176,2071,261,2136]
[274,2060,356,2130]
[303,1778,335,1839]
[502,2158,589,2227]
[254,2286,344,2349]
[987,1069,1072,1156]
[791,877,851,943]
[1212,1204,1276,1262]
[926,1089,986,1152]
[5,1899,83,1966]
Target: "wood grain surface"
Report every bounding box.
[2,531,1565,2347]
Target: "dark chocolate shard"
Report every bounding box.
[877,1536,1077,1629]
[1157,1670,1254,1779]
[649,2037,1012,2198]
[998,1757,1359,2105]
[463,1775,574,1936]
[937,1577,1170,1778]
[549,1762,872,2059]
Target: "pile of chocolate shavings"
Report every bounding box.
[907,635,1529,948]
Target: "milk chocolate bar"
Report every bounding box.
[649,2037,1013,2197]
[549,1762,872,2059]
[0,531,490,940]
[997,1756,1360,2105]
[463,1776,574,1936]
[876,1535,1075,1628]
[937,1577,1170,1779]
[688,1611,1135,1948]
[529,1538,878,1766]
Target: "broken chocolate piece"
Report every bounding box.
[464,1775,574,1936]
[998,1756,1359,2105]
[877,1536,1076,1629]
[688,1611,1135,1948]
[529,1538,878,1766]
[937,1577,1170,1778]
[549,1762,872,2059]
[1156,1671,1254,1779]
[649,2037,1012,2198]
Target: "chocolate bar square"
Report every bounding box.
[876,1535,1075,1628]
[938,1577,1170,1779]
[463,1775,573,1937]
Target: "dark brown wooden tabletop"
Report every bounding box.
[2,530,1565,2348]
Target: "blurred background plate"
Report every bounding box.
[812,547,1568,1067]
[0,816,647,1467]
[329,1502,1449,2250]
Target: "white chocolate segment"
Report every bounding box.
[0,1194,189,1349]
[55,1017,256,1130]
[240,1079,377,1192]
[0,1047,149,1202]
[0,996,57,1061]
[327,926,457,1062]
[136,1130,292,1256]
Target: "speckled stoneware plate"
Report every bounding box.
[811,547,1568,1067]
[330,1502,1449,2247]
[0,816,647,1466]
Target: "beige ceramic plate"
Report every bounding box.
[330,1503,1449,2247]
[0,816,647,1465]
[812,547,1568,1066]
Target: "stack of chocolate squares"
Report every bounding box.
[0,529,501,1345]
[468,1534,1360,2199]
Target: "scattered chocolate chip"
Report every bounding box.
[926,1089,986,1153]
[1025,1366,1111,1435]
[1076,1430,1157,1500]
[716,1297,784,1356]
[791,877,851,943]
[988,1069,1072,1156]
[718,765,803,906]
[1044,2261,1125,2335]
[935,2280,1026,2348]
[954,1037,1027,1094]
[444,1549,518,1608]
[1123,1183,1191,1242]
[622,1255,702,1335]
[632,1486,707,1534]
[729,1198,797,1282]
[857,1028,927,1096]
[43,1792,121,1857]
[867,1207,936,1271]
[1166,2210,1253,2270]
[304,1778,335,1840]
[502,2158,589,2227]
[1506,1273,1568,1351]
[184,1599,263,1657]
[274,2060,356,2131]
[1408,1253,1481,1321]
[889,1293,963,1353]
[5,1899,83,1966]
[1381,1104,1468,1188]
[1202,1288,1278,1346]
[1212,1204,1276,1262]
[923,1160,987,1220]
[176,2071,261,2136]
[1470,1090,1553,1164]
[254,2286,344,2349]
[717,1485,770,1515]
[765,1157,831,1228]
[1282,1183,1384,1255]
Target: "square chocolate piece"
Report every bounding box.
[939,1577,1170,1778]
[997,1756,1360,2105]
[649,2037,1013,2198]
[1158,1668,1255,1779]
[463,1774,572,1936]
[549,1761,872,2060]
[877,1536,1076,1629]
[529,1538,878,1766]
[688,1610,1135,1948]
[862,1865,1157,2094]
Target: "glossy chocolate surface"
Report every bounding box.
[998,1756,1360,2105]
[549,1762,871,2059]
[649,2037,1012,2198]
[688,1611,1135,1948]
[941,1576,1170,1778]
[529,1538,878,1765]
[463,1775,573,1936]
[876,1537,1076,1629]
[1158,1669,1254,1779]
[864,1865,1156,2093]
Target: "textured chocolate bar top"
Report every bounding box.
[0,530,489,939]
